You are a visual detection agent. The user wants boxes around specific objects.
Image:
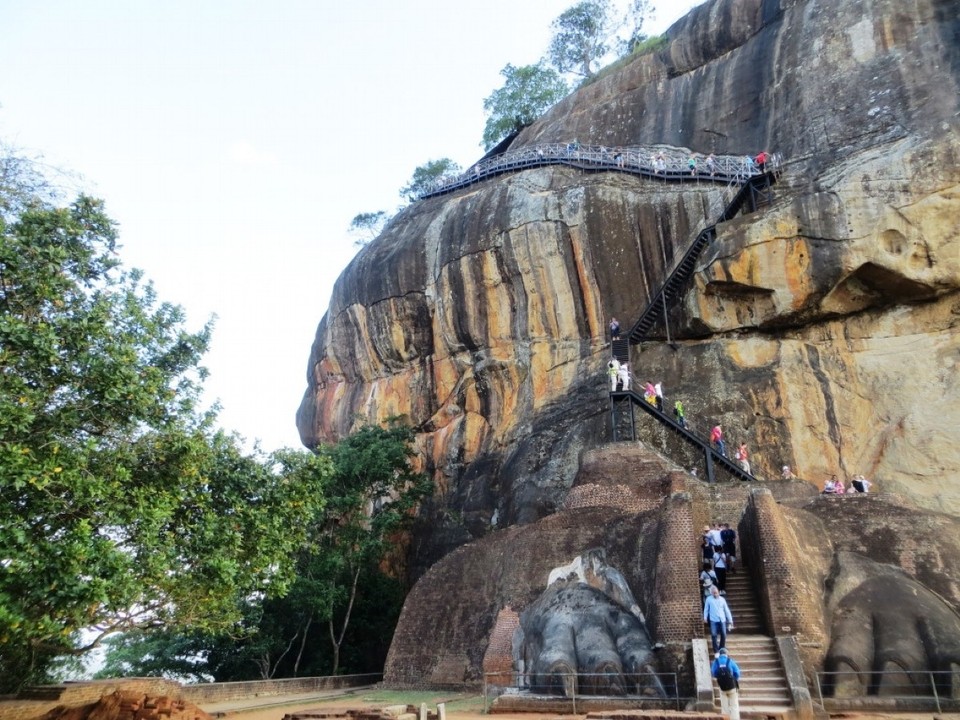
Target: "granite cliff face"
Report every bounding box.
[298,0,960,571]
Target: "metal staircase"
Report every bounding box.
[607,169,780,482]
[627,171,778,342]
[609,388,757,483]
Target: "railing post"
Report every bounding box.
[706,447,715,483]
[815,671,823,709]
[930,671,941,713]
[610,394,616,441]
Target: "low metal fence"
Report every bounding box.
[482,670,683,713]
[815,669,960,713]
[420,143,784,199]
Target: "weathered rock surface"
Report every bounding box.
[297,0,960,573]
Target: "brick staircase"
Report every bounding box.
[710,568,793,717]
[723,564,764,634]
[721,635,793,718]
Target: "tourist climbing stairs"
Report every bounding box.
[718,635,793,718]
[609,388,758,482]
[708,568,793,717]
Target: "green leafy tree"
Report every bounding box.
[0,160,330,691]
[400,159,461,202]
[96,425,431,680]
[547,0,619,78]
[348,210,390,247]
[96,629,213,683]
[315,423,432,673]
[481,64,569,150]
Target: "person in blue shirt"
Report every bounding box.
[703,585,734,652]
[711,647,742,720]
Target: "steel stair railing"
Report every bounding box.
[610,389,757,484]
[626,170,779,342]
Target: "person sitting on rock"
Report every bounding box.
[834,477,846,494]
[823,475,837,494]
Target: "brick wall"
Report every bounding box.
[481,606,519,681]
[563,483,661,513]
[743,488,828,670]
[181,674,379,703]
[651,489,703,646]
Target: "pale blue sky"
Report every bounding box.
[1,0,702,452]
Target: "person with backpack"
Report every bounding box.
[703,585,734,653]
[711,647,742,720]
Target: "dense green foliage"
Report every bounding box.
[400,159,461,202]
[481,64,569,150]
[98,423,432,680]
[0,157,330,691]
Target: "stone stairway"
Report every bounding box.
[708,566,793,717]
[723,565,765,634]
[719,635,793,717]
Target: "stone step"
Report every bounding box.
[741,698,793,707]
[725,643,779,653]
[717,690,791,703]
[738,679,791,690]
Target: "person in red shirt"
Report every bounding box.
[711,425,726,456]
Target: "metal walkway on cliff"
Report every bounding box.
[609,163,781,483]
[418,143,768,200]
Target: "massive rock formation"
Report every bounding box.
[298,0,960,574]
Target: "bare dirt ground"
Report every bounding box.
[213,689,960,720]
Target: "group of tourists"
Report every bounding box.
[607,358,633,391]
[701,522,742,720]
[605,342,758,475]
[700,522,737,595]
[822,473,872,494]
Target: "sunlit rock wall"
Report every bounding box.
[298,0,960,571]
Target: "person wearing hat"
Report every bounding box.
[711,647,742,720]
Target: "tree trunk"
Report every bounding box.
[293,613,313,677]
[329,565,362,674]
